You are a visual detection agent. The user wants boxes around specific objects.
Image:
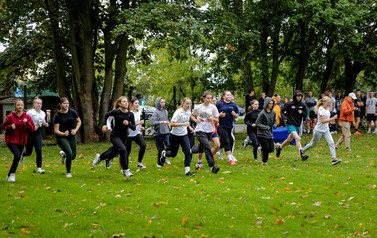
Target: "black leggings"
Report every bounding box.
[7,143,24,176]
[23,129,43,168]
[126,134,146,163]
[258,137,274,163]
[100,136,129,170]
[191,131,215,167]
[154,134,170,166]
[248,129,260,159]
[166,134,192,167]
[218,127,234,152]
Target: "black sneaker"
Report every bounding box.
[300,149,309,161]
[331,158,341,165]
[105,159,111,169]
[185,171,196,177]
[160,150,166,164]
[276,146,282,158]
[211,166,220,174]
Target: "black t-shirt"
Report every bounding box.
[245,95,256,113]
[102,109,136,139]
[53,109,79,137]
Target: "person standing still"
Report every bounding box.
[335,93,357,151]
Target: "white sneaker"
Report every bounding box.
[165,158,171,165]
[242,139,248,149]
[59,151,66,164]
[216,151,223,160]
[66,173,72,178]
[137,163,146,169]
[231,155,238,163]
[124,169,133,178]
[196,161,203,168]
[37,168,45,174]
[92,153,101,167]
[262,162,267,165]
[6,173,16,182]
[156,164,163,168]
[367,130,371,134]
[374,130,377,134]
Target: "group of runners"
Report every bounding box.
[2,87,377,182]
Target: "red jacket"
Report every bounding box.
[1,111,35,145]
[339,97,355,123]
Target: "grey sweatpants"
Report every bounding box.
[303,130,336,159]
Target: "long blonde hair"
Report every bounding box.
[113,96,128,110]
[314,96,331,114]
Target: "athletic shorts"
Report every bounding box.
[309,111,317,120]
[286,124,301,134]
[367,114,377,121]
[212,132,218,138]
[354,110,361,118]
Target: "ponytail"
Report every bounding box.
[314,96,330,114]
[113,96,128,110]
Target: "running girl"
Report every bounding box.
[216,90,239,165]
[244,99,262,162]
[53,97,82,178]
[151,97,171,167]
[191,91,220,174]
[302,96,341,165]
[2,99,35,182]
[126,97,147,169]
[20,97,49,174]
[92,96,136,178]
[256,97,277,165]
[165,97,195,176]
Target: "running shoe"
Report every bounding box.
[165,158,171,165]
[262,162,267,165]
[105,159,111,169]
[216,151,223,160]
[185,171,196,177]
[66,173,72,178]
[300,149,309,161]
[124,169,133,178]
[211,166,220,174]
[331,158,342,165]
[137,163,146,169]
[242,139,248,149]
[354,131,362,135]
[20,152,25,163]
[6,173,16,182]
[37,168,45,174]
[254,158,260,162]
[92,153,101,167]
[156,164,163,168]
[229,160,237,166]
[231,155,239,163]
[59,151,66,164]
[160,150,166,164]
[196,161,203,169]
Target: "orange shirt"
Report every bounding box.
[273,104,281,125]
[339,97,355,123]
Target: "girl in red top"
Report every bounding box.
[2,99,35,182]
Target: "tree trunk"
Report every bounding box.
[268,30,280,97]
[260,30,269,93]
[111,36,130,106]
[344,57,365,94]
[295,21,314,91]
[45,0,70,98]
[320,38,335,92]
[66,0,98,143]
[240,50,253,95]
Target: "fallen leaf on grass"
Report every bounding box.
[112,233,126,238]
[21,228,31,234]
[313,202,322,206]
[324,215,331,219]
[275,219,285,224]
[181,216,188,226]
[368,184,376,188]
[152,201,168,207]
[222,171,231,174]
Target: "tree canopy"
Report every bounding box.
[0,0,376,142]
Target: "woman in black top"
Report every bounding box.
[92,96,136,179]
[244,99,261,162]
[53,97,82,178]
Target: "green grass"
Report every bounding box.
[1,133,377,237]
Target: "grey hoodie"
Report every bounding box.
[256,97,277,139]
[151,97,170,135]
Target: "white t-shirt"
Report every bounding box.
[171,108,191,136]
[128,110,141,137]
[330,97,336,113]
[192,104,219,133]
[366,97,377,114]
[315,106,330,132]
[27,109,46,127]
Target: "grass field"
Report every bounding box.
[1,132,377,237]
